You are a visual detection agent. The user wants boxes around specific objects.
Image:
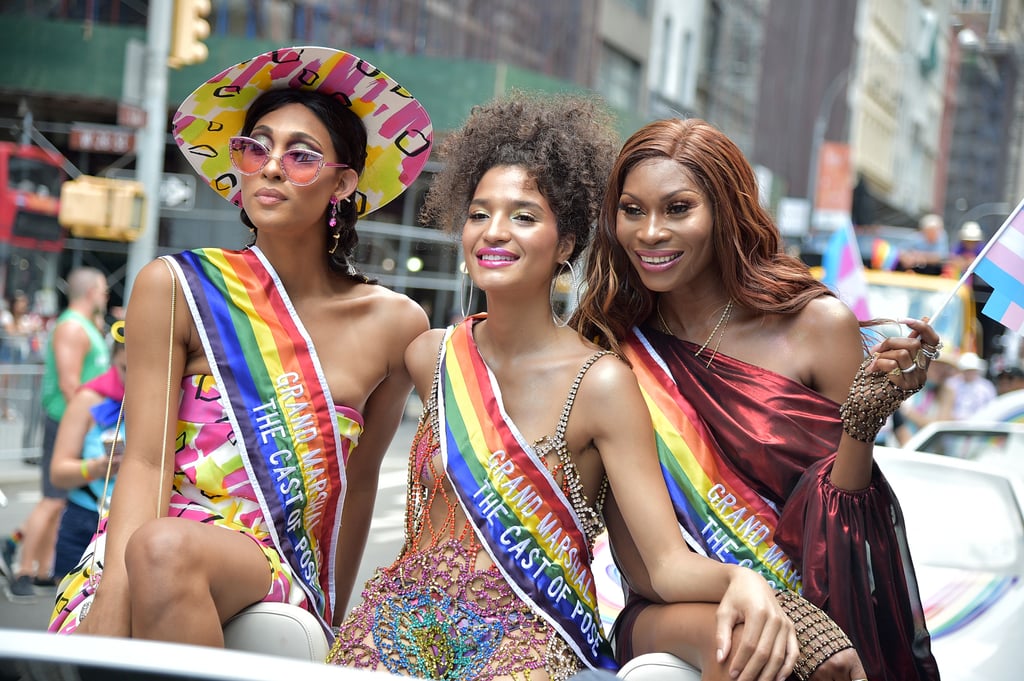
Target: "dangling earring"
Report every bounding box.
[550,260,577,328]
[328,196,341,255]
[459,264,476,320]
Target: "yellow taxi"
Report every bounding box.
[810,267,980,355]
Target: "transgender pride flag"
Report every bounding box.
[822,222,871,319]
[932,197,1024,334]
[974,200,1024,333]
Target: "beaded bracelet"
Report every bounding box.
[774,590,854,680]
[839,356,921,443]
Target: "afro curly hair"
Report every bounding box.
[419,91,619,264]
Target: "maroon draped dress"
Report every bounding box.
[622,325,940,681]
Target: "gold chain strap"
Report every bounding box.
[86,259,177,583]
[155,258,176,517]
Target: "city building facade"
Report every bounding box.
[3,0,1024,330]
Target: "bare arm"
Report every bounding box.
[52,320,92,403]
[799,299,937,489]
[795,299,873,489]
[76,260,188,637]
[405,329,447,399]
[331,298,428,624]
[49,389,106,489]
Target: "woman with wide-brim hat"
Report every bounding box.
[49,46,433,646]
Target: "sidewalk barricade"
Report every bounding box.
[0,362,45,464]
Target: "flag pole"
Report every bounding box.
[928,195,1024,325]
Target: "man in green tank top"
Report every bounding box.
[5,268,110,601]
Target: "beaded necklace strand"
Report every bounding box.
[657,299,734,368]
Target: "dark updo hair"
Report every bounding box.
[238,88,372,282]
[419,91,619,265]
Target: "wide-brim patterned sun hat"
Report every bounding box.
[172,46,433,217]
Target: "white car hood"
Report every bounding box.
[918,565,1024,680]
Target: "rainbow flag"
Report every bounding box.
[974,201,1024,334]
[871,238,900,270]
[821,223,871,319]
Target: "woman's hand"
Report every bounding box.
[715,569,798,681]
[83,454,123,482]
[809,647,868,681]
[74,584,132,638]
[865,317,942,393]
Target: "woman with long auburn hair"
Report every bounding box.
[574,118,941,681]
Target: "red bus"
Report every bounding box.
[0,142,66,253]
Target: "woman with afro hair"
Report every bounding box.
[327,93,798,681]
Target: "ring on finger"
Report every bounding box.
[901,363,919,374]
[888,366,903,377]
[915,350,928,369]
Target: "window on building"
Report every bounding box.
[659,16,673,89]
[620,0,650,17]
[598,43,643,111]
[733,19,751,75]
[704,0,723,78]
[679,30,693,98]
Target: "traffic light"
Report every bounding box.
[168,0,211,69]
[59,176,146,242]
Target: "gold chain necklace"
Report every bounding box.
[657,299,734,368]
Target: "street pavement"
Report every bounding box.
[0,405,418,632]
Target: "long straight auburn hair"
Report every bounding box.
[573,118,832,353]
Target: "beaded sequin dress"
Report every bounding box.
[329,337,608,681]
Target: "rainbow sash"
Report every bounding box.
[437,321,616,671]
[622,327,802,593]
[166,248,346,634]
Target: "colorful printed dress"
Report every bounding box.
[329,318,611,680]
[171,375,363,608]
[50,247,360,638]
[49,376,363,633]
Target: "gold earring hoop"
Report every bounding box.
[459,267,476,320]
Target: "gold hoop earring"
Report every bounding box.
[459,266,476,320]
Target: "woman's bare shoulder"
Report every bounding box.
[791,295,865,395]
[124,258,181,326]
[133,258,177,295]
[360,285,430,341]
[791,295,862,346]
[571,350,641,409]
[405,328,446,393]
